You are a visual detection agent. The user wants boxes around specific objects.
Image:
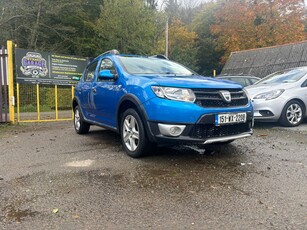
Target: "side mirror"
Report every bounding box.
[99,69,114,79]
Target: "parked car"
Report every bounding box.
[245,67,307,127]
[73,50,254,158]
[216,75,260,87]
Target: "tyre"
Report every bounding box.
[279,100,305,127]
[120,108,152,158]
[74,106,90,134]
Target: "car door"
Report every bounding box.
[91,58,123,128]
[80,60,98,120]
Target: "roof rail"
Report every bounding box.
[98,49,120,57]
[150,54,169,60]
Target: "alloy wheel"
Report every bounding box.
[74,108,81,131]
[286,103,302,125]
[123,115,139,151]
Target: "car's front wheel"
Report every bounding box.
[120,109,152,158]
[74,106,90,134]
[279,100,305,127]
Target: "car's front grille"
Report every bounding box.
[190,123,251,139]
[192,89,248,108]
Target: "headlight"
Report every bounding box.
[151,86,196,102]
[253,89,285,100]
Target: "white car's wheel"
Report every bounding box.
[280,100,305,127]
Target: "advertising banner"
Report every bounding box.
[15,48,89,85]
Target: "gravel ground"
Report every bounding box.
[0,121,306,230]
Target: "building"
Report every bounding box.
[221,40,307,78]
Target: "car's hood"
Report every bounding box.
[140,75,242,89]
[245,83,295,97]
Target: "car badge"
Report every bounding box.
[219,90,231,103]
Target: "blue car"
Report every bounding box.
[73,50,254,158]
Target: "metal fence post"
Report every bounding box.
[7,40,15,124]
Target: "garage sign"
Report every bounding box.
[15,48,89,85]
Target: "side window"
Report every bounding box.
[249,78,259,85]
[244,79,249,87]
[100,58,117,75]
[302,79,307,87]
[85,61,98,82]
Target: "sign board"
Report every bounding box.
[15,48,89,85]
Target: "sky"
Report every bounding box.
[157,0,307,9]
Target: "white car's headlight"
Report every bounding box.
[253,89,285,100]
[151,86,196,102]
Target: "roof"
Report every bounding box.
[221,40,307,78]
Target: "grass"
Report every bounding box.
[19,104,55,113]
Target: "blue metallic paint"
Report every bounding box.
[73,53,254,144]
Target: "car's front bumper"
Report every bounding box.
[147,112,254,145]
[252,98,284,121]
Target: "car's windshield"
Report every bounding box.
[256,68,307,85]
[117,56,195,76]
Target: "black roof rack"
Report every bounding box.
[150,54,169,60]
[98,49,120,58]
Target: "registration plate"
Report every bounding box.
[215,112,247,125]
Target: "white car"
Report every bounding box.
[216,75,260,87]
[245,67,307,127]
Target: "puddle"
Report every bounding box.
[2,205,39,223]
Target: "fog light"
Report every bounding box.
[158,124,186,137]
[259,110,274,117]
[170,127,182,136]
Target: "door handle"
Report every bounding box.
[92,88,97,93]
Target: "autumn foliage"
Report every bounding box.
[1,0,307,74]
[168,20,198,69]
[211,0,306,63]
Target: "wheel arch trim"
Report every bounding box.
[116,94,155,142]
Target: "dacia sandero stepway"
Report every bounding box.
[73,50,254,158]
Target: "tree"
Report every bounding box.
[164,0,181,23]
[0,0,100,56]
[95,0,157,55]
[192,1,223,75]
[180,0,202,25]
[145,0,158,9]
[211,0,306,63]
[158,19,198,70]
